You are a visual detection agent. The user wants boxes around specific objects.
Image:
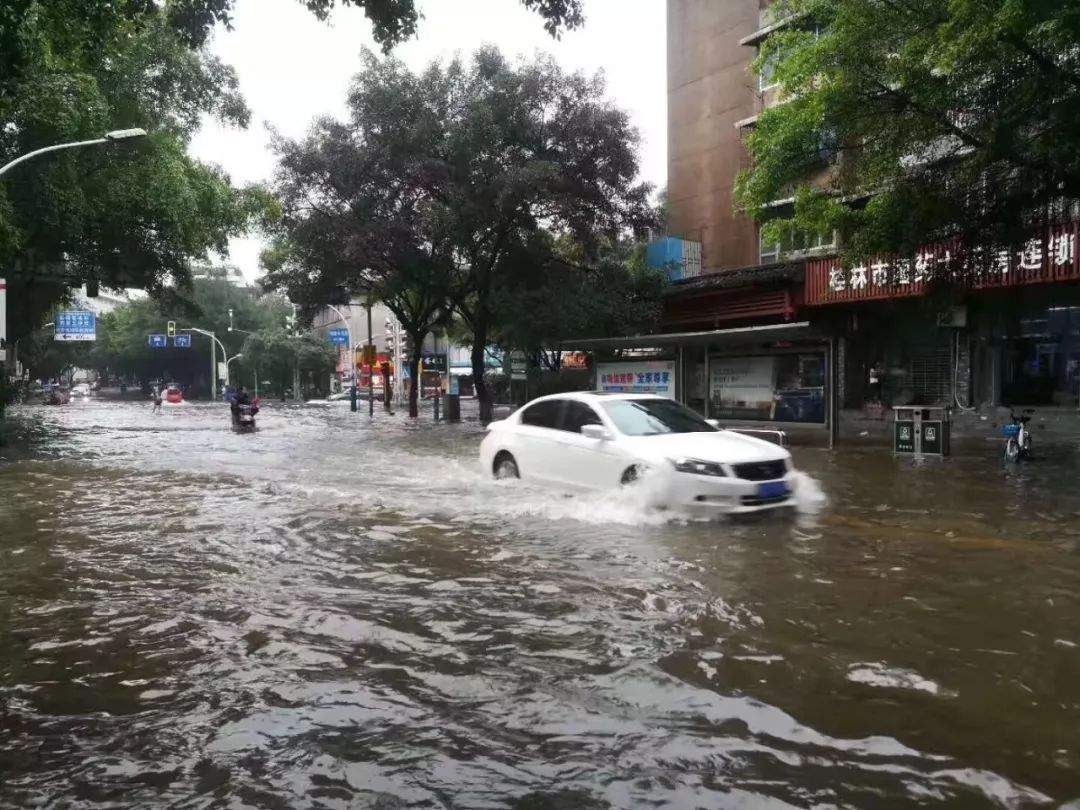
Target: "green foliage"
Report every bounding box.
[491,235,664,363]
[736,0,1080,263]
[17,279,294,396]
[0,1,268,348]
[264,46,654,418]
[240,327,337,399]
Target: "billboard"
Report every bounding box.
[597,361,676,398]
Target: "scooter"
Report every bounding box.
[1003,409,1034,462]
[231,403,257,432]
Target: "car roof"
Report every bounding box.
[524,391,665,404]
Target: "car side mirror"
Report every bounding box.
[581,423,612,441]
[706,418,721,428]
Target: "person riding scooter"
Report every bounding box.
[229,386,259,427]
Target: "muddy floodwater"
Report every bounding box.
[1,400,1078,808]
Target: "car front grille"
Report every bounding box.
[732,460,787,481]
[740,494,792,507]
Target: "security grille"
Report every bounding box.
[910,341,952,405]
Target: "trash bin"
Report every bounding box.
[444,393,461,423]
[893,406,951,456]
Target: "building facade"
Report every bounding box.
[646,0,1080,438]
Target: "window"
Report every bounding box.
[520,399,563,429]
[602,399,718,437]
[562,401,603,433]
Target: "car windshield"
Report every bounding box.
[602,398,718,436]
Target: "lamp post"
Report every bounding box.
[0,129,147,385]
[181,327,228,399]
[0,129,147,178]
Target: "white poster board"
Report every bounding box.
[597,360,676,398]
[710,356,776,408]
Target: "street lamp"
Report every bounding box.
[0,128,147,178]
[180,327,229,399]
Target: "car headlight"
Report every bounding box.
[671,457,727,477]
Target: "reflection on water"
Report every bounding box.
[1,400,1078,807]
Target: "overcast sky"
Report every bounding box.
[188,0,667,281]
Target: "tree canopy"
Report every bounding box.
[1,0,582,364]
[0,1,270,352]
[735,0,1080,265]
[264,47,656,420]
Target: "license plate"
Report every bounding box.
[757,481,789,499]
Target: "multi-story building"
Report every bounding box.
[627,1,1080,442]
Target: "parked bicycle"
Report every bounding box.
[1003,408,1035,462]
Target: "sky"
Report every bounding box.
[188,0,668,281]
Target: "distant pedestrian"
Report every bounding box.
[151,387,162,413]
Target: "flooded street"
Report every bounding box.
[1,400,1079,808]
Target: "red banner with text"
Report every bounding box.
[805,221,1080,306]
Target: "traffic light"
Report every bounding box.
[167,320,176,338]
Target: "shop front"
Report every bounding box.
[805,220,1080,411]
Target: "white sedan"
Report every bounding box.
[479,392,799,514]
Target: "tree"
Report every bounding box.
[0,2,270,366]
[239,327,337,400]
[266,48,655,422]
[735,0,1080,267]
[491,234,664,370]
[18,279,294,396]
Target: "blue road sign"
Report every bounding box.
[55,310,96,342]
[173,334,192,348]
[328,328,349,346]
[148,334,167,348]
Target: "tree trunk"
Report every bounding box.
[471,322,492,424]
[408,342,423,418]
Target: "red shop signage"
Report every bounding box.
[805,221,1080,306]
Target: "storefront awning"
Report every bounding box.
[565,322,822,350]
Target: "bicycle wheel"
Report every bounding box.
[1004,438,1020,462]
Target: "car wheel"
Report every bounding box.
[620,465,643,486]
[493,452,520,480]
